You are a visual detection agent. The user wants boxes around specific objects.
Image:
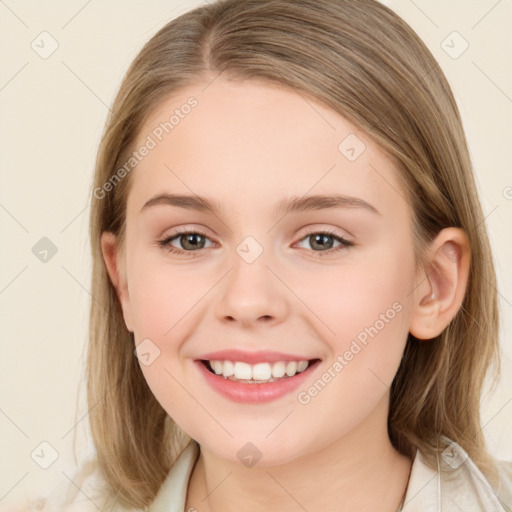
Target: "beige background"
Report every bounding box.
[1,0,511,506]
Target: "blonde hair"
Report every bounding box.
[88,0,501,507]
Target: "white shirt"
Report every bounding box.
[12,438,512,511]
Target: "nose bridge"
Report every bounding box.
[215,234,289,326]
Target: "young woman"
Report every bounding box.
[19,0,512,510]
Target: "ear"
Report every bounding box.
[100,231,134,332]
[409,227,470,340]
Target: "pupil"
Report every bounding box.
[312,234,333,250]
[183,234,204,250]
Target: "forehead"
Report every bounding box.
[128,77,409,220]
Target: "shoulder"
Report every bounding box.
[8,459,140,512]
[495,458,512,511]
[403,438,512,511]
[148,440,200,512]
[11,441,200,512]
[440,440,512,511]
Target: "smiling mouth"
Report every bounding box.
[200,358,321,384]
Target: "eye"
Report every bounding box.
[295,229,354,257]
[157,229,214,255]
[156,228,354,257]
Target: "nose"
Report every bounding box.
[214,249,290,329]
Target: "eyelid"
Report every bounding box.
[157,224,214,241]
[294,224,352,240]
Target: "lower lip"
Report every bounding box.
[195,360,320,404]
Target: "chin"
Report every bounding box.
[197,432,312,468]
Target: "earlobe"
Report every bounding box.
[409,228,470,340]
[100,231,134,332]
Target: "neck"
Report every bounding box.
[185,397,412,512]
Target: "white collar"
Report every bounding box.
[402,438,509,511]
[148,438,510,511]
[148,440,199,512]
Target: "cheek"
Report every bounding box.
[290,259,414,445]
[126,261,196,414]
[304,247,415,377]
[125,254,206,390]
[127,255,194,339]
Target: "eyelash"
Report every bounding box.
[156,228,354,258]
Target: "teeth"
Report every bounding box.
[271,361,286,378]
[285,361,297,376]
[222,360,234,377]
[234,362,252,380]
[212,361,223,375]
[250,362,270,380]
[207,359,311,382]
[297,360,308,372]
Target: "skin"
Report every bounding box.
[101,76,470,512]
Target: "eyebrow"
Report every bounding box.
[140,193,381,216]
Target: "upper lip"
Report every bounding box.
[196,349,319,364]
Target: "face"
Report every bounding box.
[106,77,420,466]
